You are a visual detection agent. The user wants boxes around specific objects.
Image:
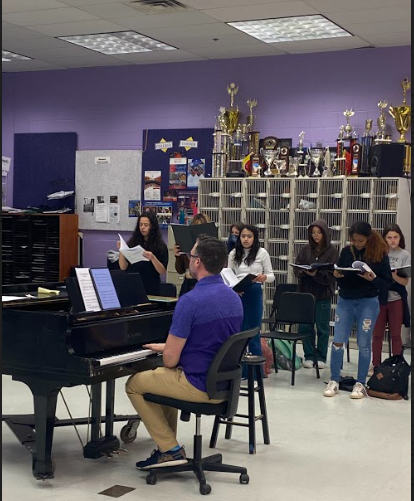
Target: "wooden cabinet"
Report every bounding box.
[2,213,79,285]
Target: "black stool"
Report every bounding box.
[209,355,270,454]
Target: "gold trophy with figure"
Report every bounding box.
[246,98,257,132]
[389,77,411,143]
[224,83,240,135]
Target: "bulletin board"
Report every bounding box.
[142,128,213,223]
[75,150,141,231]
[13,132,77,210]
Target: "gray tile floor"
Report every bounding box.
[2,348,411,501]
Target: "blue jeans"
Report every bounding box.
[330,296,380,384]
[241,283,263,378]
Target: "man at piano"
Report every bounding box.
[126,235,243,469]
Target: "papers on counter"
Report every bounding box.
[118,234,149,265]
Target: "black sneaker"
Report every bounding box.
[135,446,187,470]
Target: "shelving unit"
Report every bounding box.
[197,177,411,336]
[1,213,79,285]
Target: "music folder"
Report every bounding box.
[171,222,218,254]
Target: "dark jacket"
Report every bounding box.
[294,219,339,300]
[379,281,411,327]
[335,246,392,303]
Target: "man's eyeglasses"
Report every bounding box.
[188,253,200,260]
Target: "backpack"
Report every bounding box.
[268,339,302,371]
[367,355,411,400]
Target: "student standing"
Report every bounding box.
[118,212,168,296]
[228,225,275,371]
[174,213,211,297]
[293,219,339,369]
[324,222,392,399]
[372,223,411,367]
[227,222,244,254]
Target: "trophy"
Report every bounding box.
[310,145,323,177]
[364,119,373,137]
[297,131,305,154]
[287,156,299,177]
[375,101,391,144]
[224,83,240,135]
[323,147,333,177]
[389,77,411,143]
[260,137,279,177]
[246,98,257,132]
[212,107,230,177]
[343,110,355,139]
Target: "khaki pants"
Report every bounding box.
[126,367,222,452]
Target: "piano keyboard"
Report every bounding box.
[96,348,155,366]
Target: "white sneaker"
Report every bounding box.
[350,382,368,399]
[303,360,314,369]
[318,361,326,369]
[323,380,339,397]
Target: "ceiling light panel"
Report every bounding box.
[2,50,32,61]
[58,31,176,55]
[228,15,352,43]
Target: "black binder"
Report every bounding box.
[110,270,149,307]
[171,222,218,254]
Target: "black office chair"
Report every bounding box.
[142,327,259,495]
[159,282,177,297]
[261,292,320,386]
[262,283,297,371]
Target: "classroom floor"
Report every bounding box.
[2,347,411,501]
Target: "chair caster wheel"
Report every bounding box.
[146,473,157,485]
[200,483,211,495]
[120,419,140,444]
[240,473,249,484]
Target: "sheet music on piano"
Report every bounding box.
[75,268,101,312]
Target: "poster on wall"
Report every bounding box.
[169,155,187,190]
[172,190,198,224]
[83,198,95,213]
[163,190,178,202]
[128,199,141,217]
[143,201,173,228]
[187,158,205,189]
[144,171,161,201]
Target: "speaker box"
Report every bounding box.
[370,143,405,177]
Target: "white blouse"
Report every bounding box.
[228,248,275,283]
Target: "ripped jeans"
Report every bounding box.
[330,296,380,384]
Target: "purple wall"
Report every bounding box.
[2,46,411,267]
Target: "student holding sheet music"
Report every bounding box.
[372,224,411,368]
[324,222,392,400]
[293,220,339,369]
[174,213,210,297]
[117,212,168,296]
[228,224,275,376]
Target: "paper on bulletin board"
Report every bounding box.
[187,158,205,189]
[144,171,161,201]
[169,157,187,190]
[95,203,109,223]
[109,204,120,223]
[143,201,173,228]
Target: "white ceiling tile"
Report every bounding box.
[203,1,318,23]
[344,19,411,36]
[27,20,128,36]
[2,0,68,14]
[276,35,371,53]
[113,11,219,30]
[303,0,410,12]
[326,8,410,26]
[11,45,98,60]
[60,0,127,4]
[2,8,99,27]
[363,31,411,45]
[75,2,149,19]
[188,43,286,59]
[2,59,65,72]
[32,52,126,64]
[121,22,236,40]
[113,49,205,63]
[163,32,263,50]
[2,24,46,40]
[3,37,73,51]
[181,0,291,7]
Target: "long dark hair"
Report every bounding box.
[383,223,406,249]
[309,224,327,256]
[349,221,388,263]
[128,212,164,253]
[234,224,260,267]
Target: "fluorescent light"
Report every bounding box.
[227,15,352,43]
[58,31,177,55]
[2,50,32,61]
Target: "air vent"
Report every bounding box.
[130,0,188,14]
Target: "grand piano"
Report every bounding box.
[2,280,176,480]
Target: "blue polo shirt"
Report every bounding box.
[169,274,243,392]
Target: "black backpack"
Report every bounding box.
[367,355,411,400]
